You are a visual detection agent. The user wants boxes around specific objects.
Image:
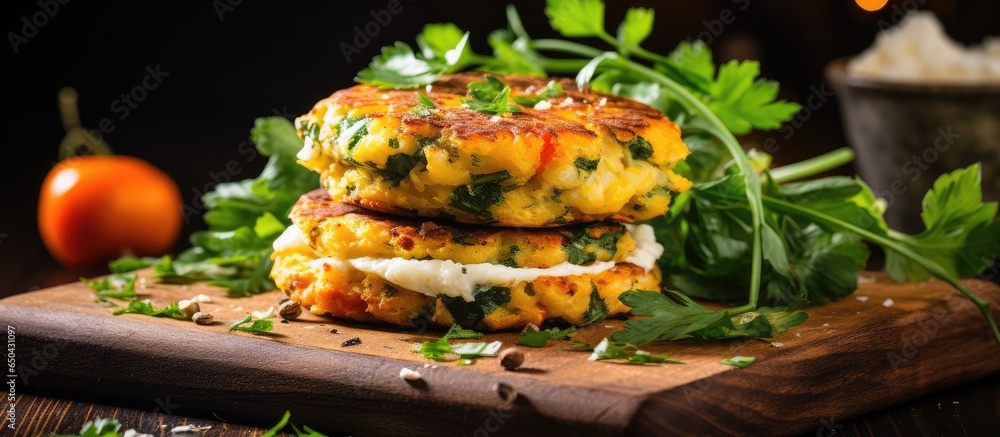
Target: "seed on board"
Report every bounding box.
[279,300,302,320]
[494,382,518,403]
[330,328,340,334]
[341,337,362,347]
[498,348,525,371]
[279,297,291,304]
[192,312,213,325]
[178,300,200,319]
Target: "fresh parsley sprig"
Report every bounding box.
[230,311,276,334]
[355,0,1000,347]
[109,117,319,297]
[112,299,187,319]
[82,273,139,302]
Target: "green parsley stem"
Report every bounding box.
[762,196,1000,348]
[770,148,856,184]
[608,58,764,315]
[629,45,675,66]
[529,37,765,315]
[505,5,530,40]
[540,58,593,73]
[530,39,605,58]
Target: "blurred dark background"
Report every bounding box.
[2,0,999,291]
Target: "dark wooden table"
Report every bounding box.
[2,213,999,437]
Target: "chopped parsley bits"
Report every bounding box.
[721,356,756,368]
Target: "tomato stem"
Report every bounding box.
[56,87,114,160]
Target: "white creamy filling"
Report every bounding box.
[273,223,663,302]
[296,136,319,162]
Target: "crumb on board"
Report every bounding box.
[399,368,422,381]
[771,342,784,348]
[856,295,869,302]
[883,298,895,308]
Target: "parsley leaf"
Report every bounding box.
[563,224,623,265]
[112,299,186,319]
[518,325,576,347]
[356,42,449,90]
[411,92,437,116]
[416,23,474,70]
[414,336,502,362]
[441,286,511,324]
[108,256,160,273]
[444,324,484,340]
[229,312,275,334]
[416,337,453,361]
[58,417,123,437]
[721,356,755,368]
[545,0,607,38]
[617,7,654,49]
[573,157,600,172]
[484,29,547,76]
[82,274,138,301]
[612,290,808,344]
[512,80,563,106]
[622,135,653,159]
[462,76,523,114]
[449,171,512,221]
[706,60,802,135]
[885,164,1000,282]
[582,285,609,324]
[588,338,682,365]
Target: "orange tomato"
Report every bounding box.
[38,155,182,267]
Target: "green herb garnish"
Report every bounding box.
[411,92,437,116]
[229,312,275,334]
[518,325,576,347]
[81,274,138,301]
[444,324,485,339]
[56,417,123,437]
[112,299,186,319]
[441,286,511,324]
[622,135,653,159]
[107,117,318,297]
[449,171,512,220]
[721,356,756,368]
[572,157,600,172]
[462,76,523,114]
[563,224,622,265]
[582,285,609,324]
[512,80,563,106]
[588,338,682,365]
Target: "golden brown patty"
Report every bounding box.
[291,189,636,268]
[271,250,660,329]
[295,72,691,227]
[270,191,663,329]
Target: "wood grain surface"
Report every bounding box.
[2,270,999,436]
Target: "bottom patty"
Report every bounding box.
[271,250,661,330]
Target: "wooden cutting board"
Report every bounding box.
[2,271,999,436]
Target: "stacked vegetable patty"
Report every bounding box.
[271,73,691,329]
